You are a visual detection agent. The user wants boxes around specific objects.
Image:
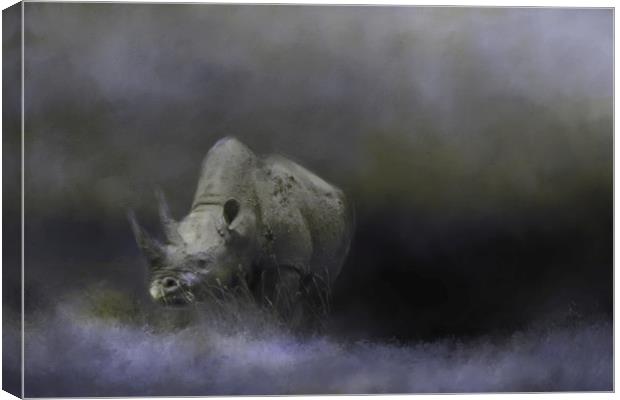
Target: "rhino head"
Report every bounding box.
[128,190,256,306]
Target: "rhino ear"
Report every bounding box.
[223,198,240,226]
[127,210,164,264]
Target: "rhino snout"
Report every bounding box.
[150,277,193,305]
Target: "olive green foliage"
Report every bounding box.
[86,287,142,324]
[355,108,611,219]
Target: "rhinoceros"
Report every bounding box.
[129,137,353,325]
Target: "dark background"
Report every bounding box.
[7,5,612,344]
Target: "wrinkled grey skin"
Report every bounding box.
[130,137,353,324]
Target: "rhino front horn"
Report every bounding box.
[127,210,164,264]
[155,188,184,246]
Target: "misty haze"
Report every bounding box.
[2,4,612,395]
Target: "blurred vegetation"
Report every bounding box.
[68,283,288,336]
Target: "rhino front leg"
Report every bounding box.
[257,265,308,328]
[273,267,305,328]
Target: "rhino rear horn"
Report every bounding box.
[155,188,184,245]
[128,210,165,264]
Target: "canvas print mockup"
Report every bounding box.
[2,3,613,397]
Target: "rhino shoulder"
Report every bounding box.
[257,153,350,236]
[255,154,352,282]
